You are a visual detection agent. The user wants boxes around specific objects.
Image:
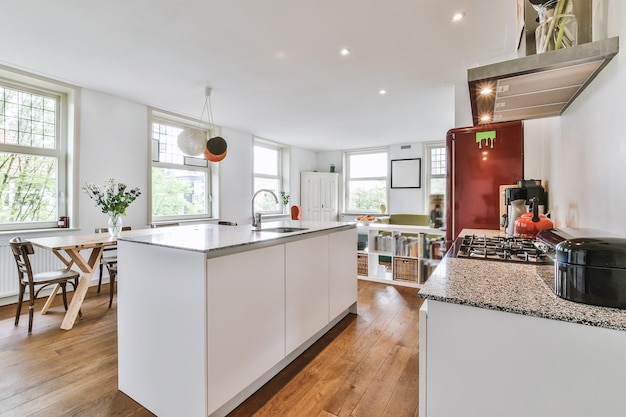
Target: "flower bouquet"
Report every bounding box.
[83,178,141,236]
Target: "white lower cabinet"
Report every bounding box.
[285,235,330,354]
[419,299,626,417]
[329,228,358,318]
[207,245,286,415]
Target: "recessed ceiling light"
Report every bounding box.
[452,12,465,22]
[480,114,491,122]
[340,48,351,56]
[379,89,387,95]
[480,87,493,95]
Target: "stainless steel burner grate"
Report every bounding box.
[454,235,550,264]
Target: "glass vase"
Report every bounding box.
[108,213,123,237]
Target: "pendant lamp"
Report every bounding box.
[176,87,228,162]
[177,128,207,157]
[204,88,228,162]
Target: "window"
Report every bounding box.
[345,149,388,212]
[253,139,285,214]
[0,75,73,231]
[424,142,446,226]
[150,110,213,222]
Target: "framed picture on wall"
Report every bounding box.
[391,158,421,188]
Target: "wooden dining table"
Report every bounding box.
[28,232,121,330]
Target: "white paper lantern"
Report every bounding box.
[177,128,207,156]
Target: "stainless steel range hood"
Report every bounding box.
[468,36,619,125]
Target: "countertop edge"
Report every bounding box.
[117,221,356,255]
[419,293,626,332]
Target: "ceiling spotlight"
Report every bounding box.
[452,12,465,22]
[340,48,351,56]
[379,89,387,95]
[480,114,492,122]
[480,87,493,95]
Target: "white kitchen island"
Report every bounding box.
[116,221,357,417]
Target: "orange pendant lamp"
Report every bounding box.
[204,136,227,162]
[204,87,227,162]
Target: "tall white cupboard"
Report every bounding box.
[300,172,338,221]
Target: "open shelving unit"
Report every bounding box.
[357,223,445,288]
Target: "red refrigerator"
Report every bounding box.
[445,120,524,245]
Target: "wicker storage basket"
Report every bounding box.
[357,253,368,276]
[393,257,419,282]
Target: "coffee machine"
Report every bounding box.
[501,180,548,237]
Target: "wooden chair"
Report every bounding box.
[291,205,302,220]
[9,236,81,333]
[105,264,118,309]
[150,222,180,228]
[94,226,131,296]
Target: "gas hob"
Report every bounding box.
[453,235,551,264]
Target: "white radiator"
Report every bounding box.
[0,243,68,299]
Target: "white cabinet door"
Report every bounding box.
[320,175,338,221]
[301,172,338,221]
[285,235,330,354]
[329,228,357,318]
[206,244,286,415]
[304,173,322,220]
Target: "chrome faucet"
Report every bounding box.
[251,189,279,230]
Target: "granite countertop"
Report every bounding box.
[118,220,355,255]
[419,236,626,332]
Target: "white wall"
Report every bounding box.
[289,147,317,207]
[529,0,626,236]
[388,143,425,213]
[79,90,149,232]
[217,127,253,225]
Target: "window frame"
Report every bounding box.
[149,108,216,224]
[423,141,447,213]
[253,138,286,215]
[343,147,389,214]
[0,66,77,232]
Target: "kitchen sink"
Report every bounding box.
[258,227,308,233]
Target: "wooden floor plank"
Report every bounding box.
[350,344,413,416]
[0,280,424,417]
[383,346,421,417]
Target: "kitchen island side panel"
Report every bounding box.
[285,235,330,355]
[421,299,626,417]
[329,228,357,317]
[206,244,286,415]
[117,241,208,417]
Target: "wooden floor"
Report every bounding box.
[0,280,424,417]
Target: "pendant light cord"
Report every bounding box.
[197,87,215,135]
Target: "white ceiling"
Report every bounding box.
[1,0,518,151]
